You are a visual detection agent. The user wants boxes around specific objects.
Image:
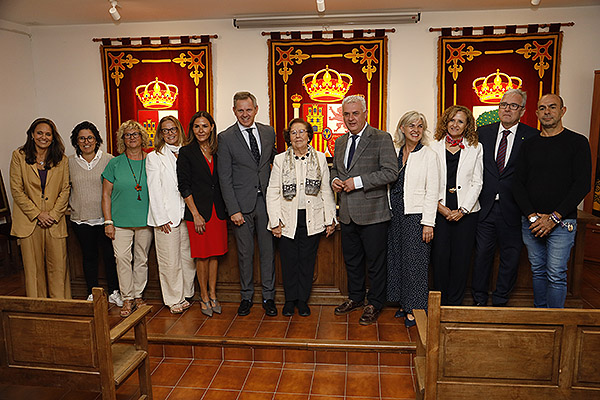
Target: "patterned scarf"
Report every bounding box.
[281,144,321,200]
[445,134,465,149]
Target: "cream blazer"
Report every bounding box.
[146,148,186,227]
[395,145,440,227]
[266,150,336,239]
[10,150,70,238]
[430,139,483,213]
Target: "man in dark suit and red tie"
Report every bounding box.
[471,89,538,306]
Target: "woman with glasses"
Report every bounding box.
[102,120,153,317]
[177,111,228,317]
[10,118,71,298]
[146,116,196,314]
[266,118,336,317]
[68,121,121,305]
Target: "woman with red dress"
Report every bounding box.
[177,111,228,317]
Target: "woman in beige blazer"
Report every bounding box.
[10,118,71,298]
[266,118,336,317]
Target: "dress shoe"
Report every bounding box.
[238,299,253,316]
[297,300,311,317]
[359,305,381,326]
[472,301,486,307]
[394,308,406,318]
[263,299,278,316]
[404,314,416,328]
[282,301,295,316]
[334,299,364,315]
[201,300,213,317]
[492,302,507,307]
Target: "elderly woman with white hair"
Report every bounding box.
[387,111,439,327]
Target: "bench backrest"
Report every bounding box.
[0,289,113,392]
[424,291,600,399]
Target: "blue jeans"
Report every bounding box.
[521,218,576,308]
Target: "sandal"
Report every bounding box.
[134,298,146,307]
[209,297,222,314]
[181,300,191,310]
[170,303,184,314]
[120,299,137,318]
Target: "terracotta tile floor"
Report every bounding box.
[1,261,599,399]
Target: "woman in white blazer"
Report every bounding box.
[146,116,195,314]
[430,105,483,306]
[266,118,336,317]
[387,111,439,328]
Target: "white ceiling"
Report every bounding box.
[1,0,599,26]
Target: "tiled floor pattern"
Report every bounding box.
[1,261,600,399]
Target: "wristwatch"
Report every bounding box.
[529,215,540,223]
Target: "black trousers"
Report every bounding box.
[71,222,119,295]
[279,210,320,302]
[341,220,389,310]
[472,201,523,305]
[432,212,478,306]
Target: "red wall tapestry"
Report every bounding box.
[438,32,562,128]
[100,42,213,153]
[268,36,388,155]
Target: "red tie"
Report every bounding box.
[496,130,510,174]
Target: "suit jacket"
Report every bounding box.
[177,142,226,222]
[146,148,186,227]
[10,150,70,238]
[266,150,337,238]
[430,139,483,213]
[477,122,538,226]
[330,125,398,225]
[217,122,276,216]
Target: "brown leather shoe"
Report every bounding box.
[359,305,381,325]
[334,299,364,315]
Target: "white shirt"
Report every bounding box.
[74,149,103,171]
[341,123,368,189]
[238,122,261,155]
[494,122,519,169]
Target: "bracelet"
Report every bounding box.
[104,220,114,226]
[549,213,561,224]
[459,207,469,215]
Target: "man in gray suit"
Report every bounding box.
[217,91,277,316]
[331,95,398,325]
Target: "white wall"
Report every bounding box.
[0,20,36,206]
[2,5,600,203]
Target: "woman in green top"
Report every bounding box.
[102,120,152,317]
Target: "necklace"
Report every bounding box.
[38,160,45,166]
[126,155,145,201]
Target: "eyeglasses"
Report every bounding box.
[123,132,141,139]
[290,129,308,136]
[161,127,178,134]
[499,102,523,110]
[77,135,96,143]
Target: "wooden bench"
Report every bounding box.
[0,287,153,400]
[414,291,600,399]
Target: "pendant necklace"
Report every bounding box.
[126,155,144,201]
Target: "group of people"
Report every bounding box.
[9,89,590,324]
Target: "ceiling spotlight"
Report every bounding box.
[531,0,541,5]
[109,0,121,21]
[316,0,325,13]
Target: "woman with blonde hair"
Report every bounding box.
[102,120,153,317]
[430,105,483,306]
[387,111,439,327]
[147,116,196,314]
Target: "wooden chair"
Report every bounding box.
[414,291,600,399]
[0,287,153,399]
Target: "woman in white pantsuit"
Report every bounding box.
[146,116,196,314]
